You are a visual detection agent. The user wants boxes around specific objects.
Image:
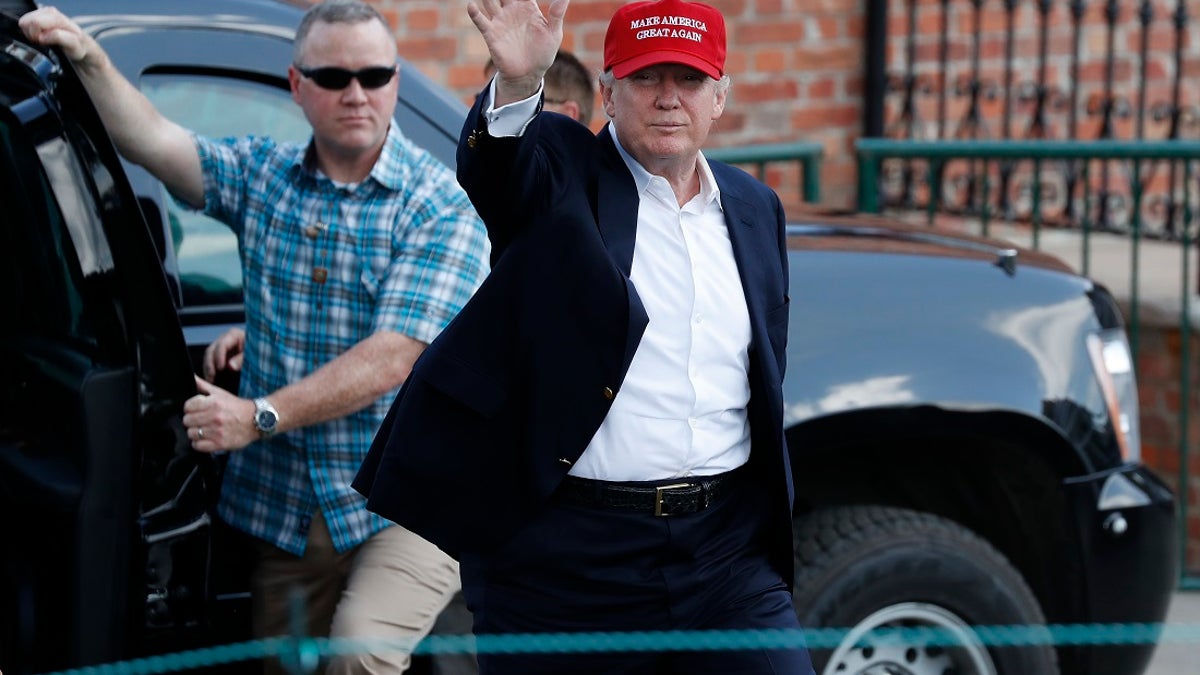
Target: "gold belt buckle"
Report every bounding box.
[654,483,693,516]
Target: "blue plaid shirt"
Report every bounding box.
[194,126,489,555]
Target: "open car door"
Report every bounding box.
[0,11,221,673]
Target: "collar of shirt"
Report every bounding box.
[605,124,722,211]
[285,124,411,192]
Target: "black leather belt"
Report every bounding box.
[554,468,741,517]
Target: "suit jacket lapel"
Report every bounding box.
[594,128,639,277]
[719,180,768,325]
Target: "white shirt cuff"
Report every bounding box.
[482,76,544,138]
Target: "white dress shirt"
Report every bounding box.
[484,80,752,481]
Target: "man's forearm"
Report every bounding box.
[265,330,425,434]
[72,55,206,207]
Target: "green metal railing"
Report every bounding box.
[857,138,1200,590]
[706,140,823,203]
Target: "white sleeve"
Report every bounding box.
[482,76,544,138]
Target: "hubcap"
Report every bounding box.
[822,602,998,675]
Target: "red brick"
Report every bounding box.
[710,0,749,18]
[447,64,489,90]
[808,76,837,99]
[405,8,440,32]
[376,6,400,31]
[565,0,627,23]
[716,110,747,134]
[735,80,800,104]
[844,75,864,97]
[1138,349,1177,381]
[845,14,866,41]
[581,29,607,54]
[724,51,750,74]
[791,103,860,131]
[814,16,842,41]
[916,8,945,36]
[737,20,804,45]
[396,36,456,61]
[753,48,789,73]
[796,45,865,72]
[1141,413,1175,445]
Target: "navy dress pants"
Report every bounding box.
[459,478,815,675]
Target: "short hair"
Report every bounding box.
[544,50,595,126]
[294,0,393,65]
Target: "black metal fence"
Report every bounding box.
[866,0,1200,244]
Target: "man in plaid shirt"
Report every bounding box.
[20,1,489,673]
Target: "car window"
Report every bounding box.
[139,72,310,309]
[0,110,99,348]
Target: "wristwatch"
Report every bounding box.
[253,397,279,437]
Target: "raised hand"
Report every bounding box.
[467,0,570,104]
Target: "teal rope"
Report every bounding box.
[37,623,1200,675]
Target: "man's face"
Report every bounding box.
[288,19,398,163]
[601,63,725,170]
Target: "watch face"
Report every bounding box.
[256,409,278,432]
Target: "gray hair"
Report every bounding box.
[599,69,731,96]
[293,0,392,64]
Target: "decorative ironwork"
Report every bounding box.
[871,0,1200,241]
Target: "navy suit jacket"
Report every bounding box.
[354,93,796,584]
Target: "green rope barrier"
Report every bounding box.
[33,622,1200,675]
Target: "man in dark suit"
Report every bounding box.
[354,0,814,672]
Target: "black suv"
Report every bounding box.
[0,2,1177,675]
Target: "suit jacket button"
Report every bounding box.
[602,386,614,400]
[467,130,480,148]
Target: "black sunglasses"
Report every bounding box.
[296,65,396,90]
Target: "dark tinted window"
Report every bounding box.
[0,112,94,344]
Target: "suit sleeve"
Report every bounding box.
[456,89,593,260]
[456,91,546,257]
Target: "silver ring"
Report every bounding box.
[197,427,205,439]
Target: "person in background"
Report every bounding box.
[354,0,815,672]
[20,1,490,673]
[484,48,594,126]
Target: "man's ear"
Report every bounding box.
[288,65,303,104]
[562,100,583,123]
[711,86,727,121]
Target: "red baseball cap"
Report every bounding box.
[603,0,727,80]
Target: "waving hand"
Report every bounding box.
[467,0,570,106]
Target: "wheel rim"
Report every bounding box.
[822,602,999,675]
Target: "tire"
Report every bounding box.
[792,506,1059,675]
